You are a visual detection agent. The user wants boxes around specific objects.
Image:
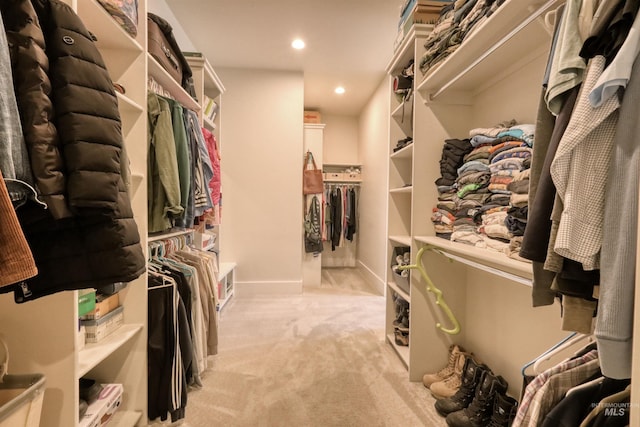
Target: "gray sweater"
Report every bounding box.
[598,55,640,380]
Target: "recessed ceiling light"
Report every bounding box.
[292,39,305,49]
[335,86,346,94]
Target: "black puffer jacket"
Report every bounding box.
[2,0,70,219]
[0,0,145,302]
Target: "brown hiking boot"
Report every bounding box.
[430,348,468,399]
[423,344,467,388]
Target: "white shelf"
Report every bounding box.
[218,262,237,280]
[186,54,226,98]
[148,228,195,242]
[388,281,410,302]
[111,410,142,427]
[217,290,234,312]
[387,24,434,75]
[390,186,412,194]
[387,334,410,368]
[78,0,143,53]
[203,60,226,97]
[414,235,533,284]
[391,105,414,136]
[78,324,143,377]
[391,143,413,159]
[391,102,407,118]
[324,179,362,183]
[147,54,201,112]
[416,0,558,101]
[323,163,362,168]
[389,235,412,247]
[116,92,144,115]
[203,116,217,130]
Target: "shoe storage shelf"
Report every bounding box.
[383,1,591,399]
[385,23,437,379]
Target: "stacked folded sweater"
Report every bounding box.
[432,122,535,259]
[432,138,474,239]
[419,0,507,76]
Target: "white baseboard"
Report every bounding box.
[357,261,385,295]
[234,280,303,297]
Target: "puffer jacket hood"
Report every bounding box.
[0,0,145,302]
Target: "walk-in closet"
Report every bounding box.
[1,0,639,426]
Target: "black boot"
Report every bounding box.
[445,371,508,427]
[487,393,518,427]
[435,356,489,417]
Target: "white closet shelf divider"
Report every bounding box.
[414,235,533,284]
[386,24,434,75]
[386,334,410,367]
[388,281,410,302]
[390,186,413,194]
[147,54,201,112]
[203,116,216,131]
[416,0,559,101]
[78,0,143,52]
[391,143,413,159]
[218,262,237,281]
[389,235,412,247]
[116,92,144,115]
[78,323,144,377]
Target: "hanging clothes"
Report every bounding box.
[330,187,342,250]
[147,237,220,423]
[0,0,145,303]
[148,93,183,232]
[304,195,323,254]
[165,98,191,227]
[0,171,37,288]
[201,127,222,224]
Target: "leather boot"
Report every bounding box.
[434,356,489,417]
[429,347,469,398]
[487,393,518,427]
[423,344,467,388]
[445,371,508,427]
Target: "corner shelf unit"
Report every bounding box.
[384,24,433,381]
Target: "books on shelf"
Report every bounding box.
[81,305,124,343]
[203,94,218,122]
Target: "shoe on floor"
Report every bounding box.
[434,356,489,417]
[423,344,467,389]
[487,393,518,427]
[445,371,508,427]
[429,349,467,399]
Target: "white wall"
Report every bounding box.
[357,78,390,293]
[218,68,305,294]
[322,114,359,164]
[148,0,197,51]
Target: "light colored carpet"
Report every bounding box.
[183,268,447,427]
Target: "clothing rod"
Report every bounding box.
[148,228,195,242]
[147,283,175,291]
[323,182,361,186]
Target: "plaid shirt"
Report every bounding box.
[523,357,601,426]
[513,350,599,427]
[550,56,620,270]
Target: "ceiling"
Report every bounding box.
[165,0,403,116]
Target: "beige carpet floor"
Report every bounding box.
[182,268,447,427]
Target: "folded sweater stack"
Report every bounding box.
[431,121,535,259]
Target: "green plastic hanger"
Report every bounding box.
[397,245,461,335]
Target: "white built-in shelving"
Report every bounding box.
[384,0,575,391]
